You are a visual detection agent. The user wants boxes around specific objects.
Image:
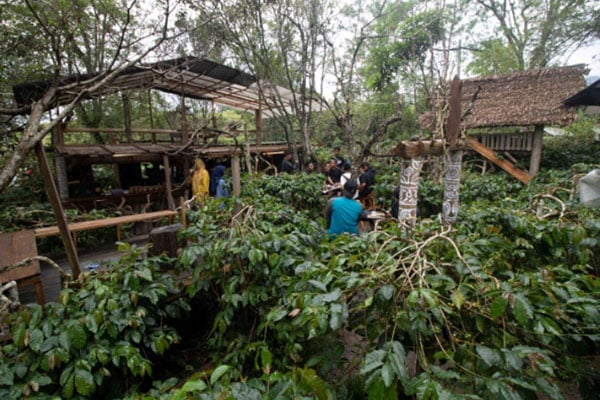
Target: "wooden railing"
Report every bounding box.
[470,132,534,152]
[59,126,290,146]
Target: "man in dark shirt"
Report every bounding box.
[280,150,297,173]
[333,147,345,167]
[357,162,375,199]
[326,159,342,184]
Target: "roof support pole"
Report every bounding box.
[122,92,132,144]
[163,154,175,210]
[255,91,262,145]
[529,124,544,176]
[148,90,156,144]
[180,93,191,198]
[52,124,69,200]
[35,142,81,278]
[231,155,241,197]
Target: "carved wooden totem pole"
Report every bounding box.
[442,76,463,226]
[393,75,464,230]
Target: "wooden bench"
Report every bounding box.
[34,210,178,247]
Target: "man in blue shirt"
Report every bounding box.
[325,181,363,235]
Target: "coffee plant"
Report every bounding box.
[1,160,599,399]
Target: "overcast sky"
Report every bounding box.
[565,40,600,82]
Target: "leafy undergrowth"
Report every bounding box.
[1,166,600,399]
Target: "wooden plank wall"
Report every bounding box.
[474,132,534,152]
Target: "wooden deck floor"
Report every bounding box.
[18,236,149,304]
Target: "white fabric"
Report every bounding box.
[580,169,600,208]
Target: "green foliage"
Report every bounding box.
[163,168,600,398]
[541,115,600,169]
[0,245,188,398]
[469,0,597,70]
[363,8,445,91]
[466,38,521,75]
[3,166,600,399]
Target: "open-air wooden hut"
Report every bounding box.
[461,65,587,178]
[12,57,302,212]
[8,57,306,277]
[420,64,588,181]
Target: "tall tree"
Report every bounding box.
[468,0,599,71]
[0,0,181,193]
[187,0,330,159]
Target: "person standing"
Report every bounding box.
[340,162,352,186]
[357,162,376,209]
[210,163,226,196]
[333,147,345,167]
[280,150,297,173]
[325,181,363,236]
[191,158,210,202]
[216,169,229,199]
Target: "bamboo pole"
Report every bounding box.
[35,143,81,278]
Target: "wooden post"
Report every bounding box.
[529,124,544,176]
[148,90,156,144]
[244,126,253,175]
[149,223,183,258]
[398,158,423,229]
[255,106,262,145]
[35,143,81,278]
[232,155,241,197]
[163,155,175,210]
[122,92,132,144]
[445,75,462,148]
[181,95,191,197]
[52,125,69,200]
[179,196,186,228]
[442,150,463,225]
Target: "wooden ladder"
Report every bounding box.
[465,137,532,185]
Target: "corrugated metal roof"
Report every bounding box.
[12,57,300,116]
[563,78,600,107]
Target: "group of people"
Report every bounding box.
[279,146,381,236]
[324,160,376,207]
[191,159,230,202]
[191,147,380,236]
[280,150,317,174]
[323,156,377,236]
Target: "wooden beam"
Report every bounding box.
[529,124,544,176]
[35,143,81,278]
[466,137,532,184]
[393,139,446,159]
[34,210,178,238]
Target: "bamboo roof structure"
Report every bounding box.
[12,57,316,117]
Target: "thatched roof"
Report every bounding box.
[420,65,588,130]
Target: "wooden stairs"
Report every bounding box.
[465,137,532,184]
